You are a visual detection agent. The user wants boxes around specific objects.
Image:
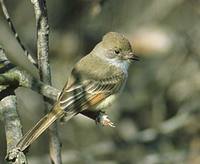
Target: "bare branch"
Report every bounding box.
[0,0,37,67]
[31,0,62,163]
[0,47,59,101]
[31,0,50,82]
[0,68,59,100]
[0,96,27,164]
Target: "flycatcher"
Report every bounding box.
[16,32,138,152]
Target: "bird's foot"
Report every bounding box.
[96,111,115,127]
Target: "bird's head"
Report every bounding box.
[95,32,139,62]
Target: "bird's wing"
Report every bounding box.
[58,73,125,113]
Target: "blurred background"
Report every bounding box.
[0,0,200,163]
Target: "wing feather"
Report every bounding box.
[59,73,124,113]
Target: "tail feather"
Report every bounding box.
[16,109,63,152]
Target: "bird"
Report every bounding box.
[16,32,139,152]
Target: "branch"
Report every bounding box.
[0,46,59,101]
[0,68,59,100]
[0,0,37,67]
[31,0,50,82]
[31,0,62,163]
[0,96,27,164]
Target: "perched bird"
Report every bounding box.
[16,32,139,152]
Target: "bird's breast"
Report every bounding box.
[95,94,118,110]
[95,74,127,110]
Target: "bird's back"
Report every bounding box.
[66,53,124,89]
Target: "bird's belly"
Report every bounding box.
[95,94,118,110]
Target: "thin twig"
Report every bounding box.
[0,0,37,67]
[0,47,59,101]
[31,0,62,163]
[1,96,27,164]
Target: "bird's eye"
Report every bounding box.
[115,50,120,54]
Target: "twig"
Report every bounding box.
[0,96,27,164]
[0,46,59,100]
[0,68,59,100]
[31,0,62,163]
[0,0,37,67]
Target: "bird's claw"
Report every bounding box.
[96,112,116,128]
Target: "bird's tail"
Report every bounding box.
[16,107,64,152]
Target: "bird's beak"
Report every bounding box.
[125,52,139,61]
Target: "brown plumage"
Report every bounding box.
[16,32,137,152]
